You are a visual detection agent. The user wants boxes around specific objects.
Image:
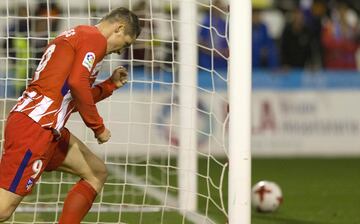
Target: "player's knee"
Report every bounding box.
[95,162,108,185]
[84,162,108,189]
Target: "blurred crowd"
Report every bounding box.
[251,0,360,71]
[202,0,360,71]
[1,0,360,96]
[1,2,62,96]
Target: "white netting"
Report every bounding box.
[0,0,230,223]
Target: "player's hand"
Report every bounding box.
[110,66,128,88]
[96,128,111,144]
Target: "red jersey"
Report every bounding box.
[11,25,114,136]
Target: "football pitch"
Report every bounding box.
[251,158,360,224]
[10,158,360,224]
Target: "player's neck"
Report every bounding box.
[95,22,114,40]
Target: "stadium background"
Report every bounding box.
[0,0,359,223]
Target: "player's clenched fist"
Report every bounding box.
[96,128,111,144]
[111,66,128,88]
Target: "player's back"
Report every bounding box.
[29,25,106,99]
[12,25,107,131]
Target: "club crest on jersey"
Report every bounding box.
[82,52,96,72]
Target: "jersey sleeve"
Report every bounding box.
[91,79,117,103]
[67,31,107,136]
[71,78,117,113]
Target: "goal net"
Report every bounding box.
[0,0,236,223]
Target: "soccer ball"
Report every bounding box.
[251,180,283,212]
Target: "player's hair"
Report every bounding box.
[100,7,141,38]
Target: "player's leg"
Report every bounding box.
[55,133,108,223]
[0,112,58,222]
[56,133,108,192]
[0,189,22,222]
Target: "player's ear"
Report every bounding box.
[115,23,126,35]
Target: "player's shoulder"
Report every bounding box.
[74,25,106,49]
[57,26,104,44]
[56,25,104,44]
[74,26,104,41]
[75,25,99,35]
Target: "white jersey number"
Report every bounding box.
[33,44,56,82]
[59,28,75,38]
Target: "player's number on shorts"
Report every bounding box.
[33,44,56,82]
[31,160,43,179]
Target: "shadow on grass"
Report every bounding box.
[252,213,329,224]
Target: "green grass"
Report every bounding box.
[9,158,360,224]
[251,158,360,224]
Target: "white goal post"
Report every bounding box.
[228,0,252,223]
[0,0,251,223]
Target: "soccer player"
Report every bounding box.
[0,7,141,223]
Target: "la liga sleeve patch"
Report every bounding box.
[82,52,96,72]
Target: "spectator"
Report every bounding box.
[252,9,279,69]
[302,0,328,68]
[130,0,147,62]
[26,2,62,84]
[280,8,314,68]
[321,1,359,70]
[3,3,62,98]
[30,2,62,60]
[2,5,28,97]
[198,0,228,71]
